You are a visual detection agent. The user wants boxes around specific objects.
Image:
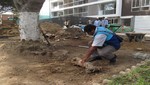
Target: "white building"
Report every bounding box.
[50,0,122,20]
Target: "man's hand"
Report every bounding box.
[80,57,88,66]
[81,46,97,66]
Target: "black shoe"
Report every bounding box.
[109,55,117,64]
[88,56,102,62]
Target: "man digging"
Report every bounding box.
[81,24,122,65]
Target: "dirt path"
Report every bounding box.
[0,36,149,85]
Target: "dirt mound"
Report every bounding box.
[40,22,62,34]
[0,27,19,36]
[0,41,52,56]
[54,28,86,39]
[0,40,70,61]
[39,22,86,40]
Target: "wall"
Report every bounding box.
[88,5,99,16]
[122,0,150,16]
[134,16,150,33]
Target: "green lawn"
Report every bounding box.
[109,61,150,85]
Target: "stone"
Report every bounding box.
[145,59,150,63]
[131,66,136,70]
[133,52,143,59]
[136,63,142,66]
[102,79,112,84]
[136,48,143,51]
[140,61,146,64]
[119,71,126,75]
[125,68,131,73]
[112,75,118,78]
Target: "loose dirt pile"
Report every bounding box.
[0,27,19,36]
[40,22,86,40]
[40,22,62,34]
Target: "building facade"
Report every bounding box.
[48,0,150,33]
[50,0,122,23]
[121,0,150,33]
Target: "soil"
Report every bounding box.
[0,21,150,85]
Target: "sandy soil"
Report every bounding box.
[0,22,150,85]
[1,37,150,85]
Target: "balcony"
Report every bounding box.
[103,10,116,15]
[73,12,88,17]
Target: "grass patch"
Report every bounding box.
[109,61,150,85]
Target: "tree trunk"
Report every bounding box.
[13,0,45,41]
[19,12,40,40]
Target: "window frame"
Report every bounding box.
[131,0,141,12]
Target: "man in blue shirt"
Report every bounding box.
[102,17,109,28]
[81,24,121,65]
[93,17,101,27]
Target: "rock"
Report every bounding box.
[125,68,131,73]
[140,61,146,64]
[136,63,142,66]
[112,75,118,78]
[147,54,150,59]
[145,59,150,63]
[119,71,126,75]
[56,39,60,42]
[102,79,112,84]
[131,66,136,70]
[140,54,147,60]
[133,52,143,59]
[92,83,101,85]
[136,48,143,51]
[133,52,150,59]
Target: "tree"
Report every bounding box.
[0,0,45,41]
[0,0,14,13]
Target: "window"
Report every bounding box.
[58,11,63,16]
[123,19,131,26]
[141,0,150,6]
[52,2,57,8]
[64,9,73,16]
[59,2,63,8]
[102,2,116,15]
[74,7,88,16]
[131,0,150,11]
[74,0,88,5]
[52,12,58,17]
[141,0,150,10]
[146,0,150,5]
[132,0,140,7]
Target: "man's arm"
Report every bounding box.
[81,34,107,64]
[81,46,97,64]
